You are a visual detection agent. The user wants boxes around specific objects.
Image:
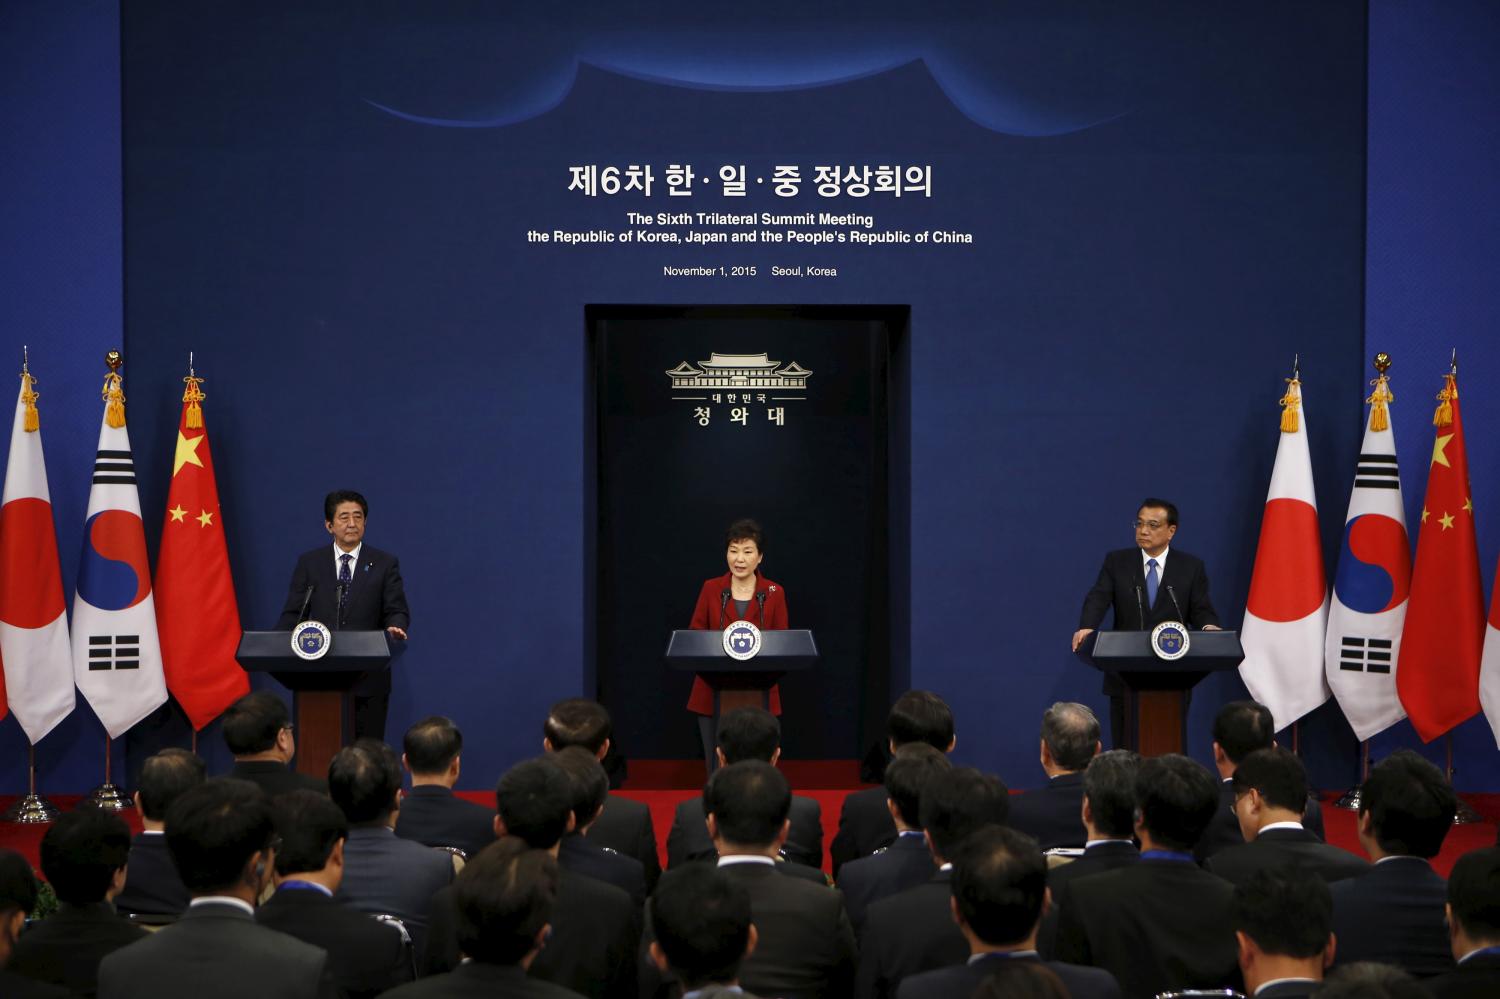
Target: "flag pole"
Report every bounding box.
[1334,739,1368,811]
[1446,733,1482,824]
[87,733,131,811]
[2,744,61,824]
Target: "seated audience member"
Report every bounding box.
[667,707,824,869]
[329,739,453,958]
[551,746,648,906]
[1231,868,1335,999]
[7,806,146,996]
[1330,749,1457,978]
[257,790,411,999]
[223,691,326,796]
[1197,700,1323,861]
[424,756,639,999]
[543,698,660,891]
[380,839,582,999]
[97,778,330,999]
[969,965,1070,999]
[895,825,1121,999]
[394,715,497,858]
[1007,702,1101,851]
[1318,962,1431,999]
[1428,846,1500,997]
[1206,748,1369,887]
[1054,753,1239,999]
[647,864,763,999]
[0,850,68,999]
[836,744,949,931]
[858,767,1011,999]
[832,691,957,876]
[114,748,203,916]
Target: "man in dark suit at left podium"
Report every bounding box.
[277,489,410,741]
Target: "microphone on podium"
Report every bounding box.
[296,583,314,622]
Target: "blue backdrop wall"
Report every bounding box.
[2,1,1498,794]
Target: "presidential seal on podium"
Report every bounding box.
[1150,620,1190,661]
[291,620,332,660]
[723,620,763,661]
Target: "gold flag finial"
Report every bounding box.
[1433,370,1457,428]
[1367,353,1393,432]
[102,350,125,428]
[1279,358,1301,434]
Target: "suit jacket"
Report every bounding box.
[831,786,897,877]
[113,831,190,916]
[256,885,411,999]
[275,544,409,696]
[895,953,1122,999]
[857,870,968,999]
[380,961,586,999]
[687,572,788,715]
[423,868,639,999]
[1330,856,1453,978]
[1205,826,1369,887]
[97,900,330,999]
[335,824,454,959]
[667,793,824,870]
[1037,841,1140,959]
[1053,858,1240,999]
[229,760,327,798]
[835,833,936,932]
[589,794,662,893]
[1196,780,1325,862]
[394,785,497,859]
[1428,952,1500,998]
[8,901,148,997]
[559,832,647,908]
[0,969,68,999]
[1007,772,1088,851]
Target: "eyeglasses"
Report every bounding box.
[1133,519,1169,530]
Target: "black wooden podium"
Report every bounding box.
[665,630,818,716]
[235,630,399,777]
[1076,630,1243,755]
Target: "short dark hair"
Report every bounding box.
[222,691,290,756]
[704,761,792,848]
[1212,701,1275,765]
[136,748,206,822]
[1232,867,1332,957]
[1448,847,1500,942]
[1040,703,1100,772]
[455,838,557,965]
[404,716,464,774]
[951,825,1047,946]
[166,778,276,894]
[0,849,39,919]
[543,699,612,754]
[888,690,955,750]
[725,518,764,549]
[1318,963,1428,999]
[1230,748,1308,814]
[1083,750,1140,839]
[324,489,367,522]
[328,739,403,825]
[1138,498,1179,527]
[884,743,952,827]
[495,757,573,849]
[1135,754,1219,852]
[920,767,1011,859]
[273,789,348,877]
[717,708,780,764]
[651,864,753,987]
[1359,750,1456,859]
[39,805,131,905]
[550,746,610,830]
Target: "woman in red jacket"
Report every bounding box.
[688,518,788,770]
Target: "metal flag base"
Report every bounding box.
[86,783,132,811]
[1334,784,1363,811]
[3,794,61,824]
[1455,798,1483,825]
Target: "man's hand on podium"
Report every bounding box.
[1201,624,1222,631]
[387,625,408,641]
[1071,628,1094,652]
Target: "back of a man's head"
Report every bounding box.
[551,746,610,830]
[1232,867,1332,960]
[888,690,955,751]
[705,760,792,849]
[0,848,39,953]
[455,838,557,965]
[1230,747,1308,814]
[543,698,611,754]
[885,743,952,828]
[651,863,753,988]
[951,825,1047,947]
[1040,702,1101,772]
[403,715,463,775]
[1447,847,1500,946]
[39,805,131,906]
[166,778,275,895]
[920,767,1011,859]
[716,707,780,764]
[222,691,290,756]
[495,756,573,849]
[1212,701,1275,766]
[1134,754,1219,852]
[328,739,402,825]
[1082,750,1139,840]
[273,789,348,877]
[1360,749,1456,859]
[137,748,207,823]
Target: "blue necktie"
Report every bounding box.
[1145,558,1159,608]
[338,553,352,621]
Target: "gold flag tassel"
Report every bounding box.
[183,374,205,429]
[20,371,39,433]
[102,350,125,428]
[1279,376,1302,434]
[1433,373,1457,428]
[1367,352,1393,432]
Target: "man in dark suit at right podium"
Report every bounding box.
[1071,498,1221,747]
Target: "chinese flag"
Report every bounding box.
[154,375,248,729]
[1396,372,1484,741]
